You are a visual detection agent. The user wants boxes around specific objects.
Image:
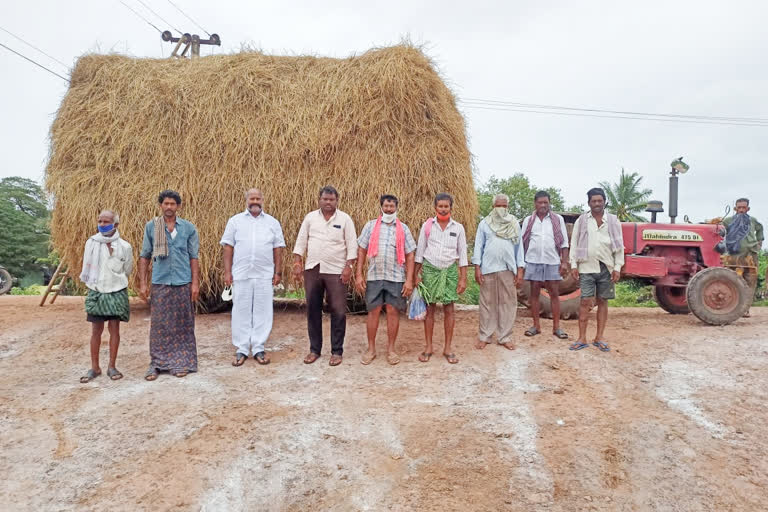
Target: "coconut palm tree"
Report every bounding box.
[599,169,653,222]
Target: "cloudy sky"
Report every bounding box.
[2,0,767,224]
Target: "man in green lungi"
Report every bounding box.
[78,210,133,383]
[139,190,200,380]
[414,193,469,364]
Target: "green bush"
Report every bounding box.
[10,285,46,295]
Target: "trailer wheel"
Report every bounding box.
[653,285,690,315]
[686,267,750,325]
[0,267,12,295]
[518,282,582,320]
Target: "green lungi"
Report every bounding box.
[85,288,130,322]
[420,260,459,305]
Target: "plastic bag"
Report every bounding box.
[408,286,427,321]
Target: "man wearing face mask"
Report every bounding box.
[414,193,469,364]
[471,194,525,350]
[78,210,133,383]
[722,197,763,316]
[221,188,286,366]
[355,194,417,365]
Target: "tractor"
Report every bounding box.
[518,215,752,325]
[0,265,13,295]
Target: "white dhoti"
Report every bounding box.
[232,278,274,355]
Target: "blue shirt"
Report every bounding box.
[471,219,526,275]
[140,218,200,285]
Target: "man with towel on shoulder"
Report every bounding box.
[722,197,764,316]
[138,189,200,380]
[355,194,417,365]
[472,193,525,350]
[569,187,624,353]
[414,193,469,364]
[78,210,133,383]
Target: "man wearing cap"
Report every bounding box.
[221,188,286,366]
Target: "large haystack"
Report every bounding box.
[46,45,476,305]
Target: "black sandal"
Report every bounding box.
[107,367,123,380]
[80,369,101,383]
[525,327,541,337]
[255,351,270,365]
[553,329,569,339]
[145,366,158,381]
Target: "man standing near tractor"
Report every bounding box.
[569,188,624,352]
[521,191,570,340]
[722,198,764,316]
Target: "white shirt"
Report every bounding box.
[521,213,569,265]
[293,209,358,274]
[415,217,469,269]
[86,239,133,293]
[220,210,286,280]
[569,213,625,274]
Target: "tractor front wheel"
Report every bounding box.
[653,285,690,315]
[686,267,751,325]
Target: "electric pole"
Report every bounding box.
[161,30,220,58]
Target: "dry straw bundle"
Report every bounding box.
[46,45,477,306]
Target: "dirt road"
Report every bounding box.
[0,296,766,511]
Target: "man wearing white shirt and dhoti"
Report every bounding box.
[221,189,286,366]
[521,191,570,340]
[78,210,133,383]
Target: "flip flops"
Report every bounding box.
[418,352,433,362]
[232,353,247,366]
[386,352,400,365]
[360,351,376,365]
[79,369,101,383]
[255,352,270,365]
[107,367,123,380]
[569,342,589,351]
[592,341,610,352]
[329,355,343,366]
[303,352,320,364]
[443,353,459,364]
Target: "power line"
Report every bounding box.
[461,98,768,124]
[0,25,69,70]
[165,0,211,37]
[118,0,162,33]
[134,0,182,34]
[460,103,768,127]
[0,41,69,82]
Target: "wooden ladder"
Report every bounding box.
[39,260,69,306]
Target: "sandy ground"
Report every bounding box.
[0,296,766,512]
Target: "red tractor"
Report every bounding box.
[519,216,752,325]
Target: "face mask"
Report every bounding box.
[436,212,451,222]
[381,211,397,223]
[98,224,114,234]
[492,207,508,218]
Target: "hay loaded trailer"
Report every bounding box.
[518,218,752,325]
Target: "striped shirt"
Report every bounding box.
[415,217,469,269]
[357,219,417,282]
[293,209,358,274]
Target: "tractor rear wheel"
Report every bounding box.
[653,285,690,314]
[686,267,750,325]
[0,267,12,295]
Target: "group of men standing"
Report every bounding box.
[77,186,763,382]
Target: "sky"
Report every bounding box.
[2,0,767,224]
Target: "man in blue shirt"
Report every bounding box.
[472,194,525,350]
[138,190,200,380]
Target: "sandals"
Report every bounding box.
[145,366,158,381]
[80,369,101,383]
[592,341,610,352]
[107,367,123,380]
[329,355,343,367]
[443,353,459,364]
[553,329,569,339]
[386,352,400,365]
[255,352,270,365]
[418,352,433,363]
[172,370,188,378]
[303,352,320,364]
[232,353,247,366]
[361,351,376,365]
[525,327,541,337]
[569,342,589,351]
